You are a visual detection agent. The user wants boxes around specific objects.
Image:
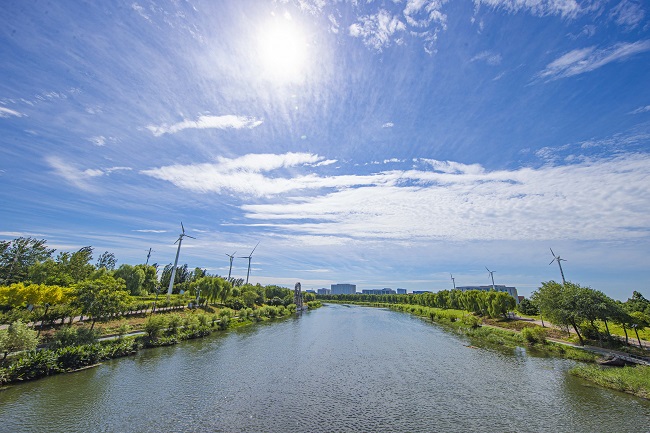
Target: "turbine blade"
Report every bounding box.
[186,235,196,239]
[549,259,555,266]
[181,222,185,234]
[485,266,490,273]
[250,241,260,255]
[550,248,555,257]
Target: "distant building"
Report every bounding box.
[361,288,396,295]
[396,288,407,295]
[317,288,331,295]
[412,290,431,294]
[306,289,316,294]
[456,285,519,303]
[331,283,357,295]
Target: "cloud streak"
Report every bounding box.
[537,40,650,81]
[0,106,24,118]
[146,115,263,136]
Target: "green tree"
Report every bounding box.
[0,320,39,359]
[135,264,158,294]
[113,264,146,296]
[532,281,588,345]
[95,251,117,270]
[73,275,132,329]
[0,237,55,284]
[629,311,648,349]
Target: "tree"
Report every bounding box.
[517,298,539,316]
[0,320,39,359]
[629,311,648,349]
[72,275,132,329]
[532,281,588,345]
[95,251,117,270]
[135,264,158,294]
[113,264,145,296]
[0,237,55,284]
[625,291,650,316]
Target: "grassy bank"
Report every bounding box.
[570,365,650,400]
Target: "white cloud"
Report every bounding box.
[313,159,338,167]
[146,114,263,136]
[630,105,650,114]
[89,136,106,146]
[47,157,131,190]
[471,50,502,65]
[536,41,650,81]
[382,122,394,128]
[349,9,407,51]
[240,154,650,242]
[475,0,582,18]
[610,0,645,29]
[403,0,448,29]
[0,106,24,118]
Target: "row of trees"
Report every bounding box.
[530,281,649,347]
[318,289,516,319]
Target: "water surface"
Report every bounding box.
[1,304,648,432]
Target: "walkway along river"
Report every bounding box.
[0,304,648,432]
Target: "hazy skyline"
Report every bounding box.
[1,1,649,299]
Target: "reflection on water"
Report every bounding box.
[1,304,648,432]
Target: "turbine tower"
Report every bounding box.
[239,241,259,285]
[167,222,195,299]
[485,267,496,291]
[145,247,154,266]
[549,248,567,285]
[450,273,456,290]
[225,251,236,280]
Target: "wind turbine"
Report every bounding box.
[549,248,567,285]
[225,251,236,280]
[450,273,456,290]
[166,222,195,299]
[485,267,496,291]
[239,242,259,285]
[145,248,154,266]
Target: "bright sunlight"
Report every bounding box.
[258,15,309,83]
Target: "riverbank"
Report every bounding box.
[0,301,322,386]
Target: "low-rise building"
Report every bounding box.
[331,283,357,295]
[317,288,331,295]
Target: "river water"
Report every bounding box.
[1,304,648,432]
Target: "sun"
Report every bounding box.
[258,16,309,83]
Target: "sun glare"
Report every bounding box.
[258,18,308,83]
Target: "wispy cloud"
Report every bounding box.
[471,50,502,65]
[349,9,406,51]
[239,154,650,243]
[475,0,582,19]
[536,40,650,81]
[146,115,263,136]
[0,106,24,118]
[630,105,650,114]
[382,122,394,128]
[89,136,106,146]
[47,157,132,190]
[141,152,337,196]
[609,0,645,29]
[132,229,167,233]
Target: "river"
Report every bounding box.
[1,303,648,432]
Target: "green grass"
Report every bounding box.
[570,365,650,400]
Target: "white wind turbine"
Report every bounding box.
[225,251,236,280]
[450,273,456,290]
[239,242,259,285]
[549,248,567,285]
[166,222,195,300]
[485,267,496,291]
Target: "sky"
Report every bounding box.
[1,0,649,300]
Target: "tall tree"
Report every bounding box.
[73,275,131,329]
[95,251,117,270]
[113,264,146,296]
[0,237,55,284]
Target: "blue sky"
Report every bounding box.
[1,0,649,300]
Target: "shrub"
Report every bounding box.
[218,316,230,330]
[166,314,183,335]
[6,350,59,381]
[461,314,482,329]
[143,315,168,340]
[50,326,99,349]
[0,320,39,359]
[522,327,547,345]
[56,344,103,370]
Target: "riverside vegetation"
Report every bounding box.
[0,236,321,385]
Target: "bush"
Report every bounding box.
[461,314,482,329]
[50,326,99,349]
[143,315,168,340]
[6,350,59,381]
[56,344,103,370]
[0,320,40,358]
[218,316,230,330]
[521,326,547,345]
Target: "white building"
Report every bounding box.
[331,283,357,295]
